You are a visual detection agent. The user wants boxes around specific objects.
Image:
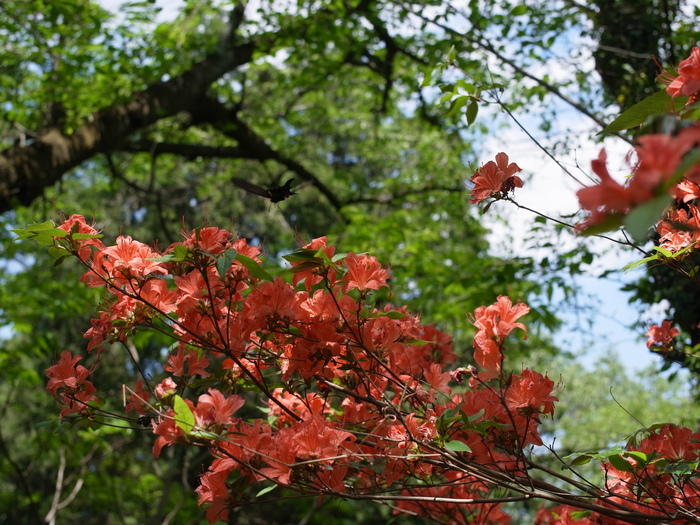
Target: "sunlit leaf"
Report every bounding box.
[173,395,194,435]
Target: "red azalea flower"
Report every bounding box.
[646,320,679,350]
[663,47,700,104]
[468,152,523,204]
[342,253,390,292]
[46,350,91,395]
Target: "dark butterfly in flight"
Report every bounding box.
[231,177,296,203]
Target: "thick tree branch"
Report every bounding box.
[118,140,250,160]
[0,8,265,214]
[345,184,464,205]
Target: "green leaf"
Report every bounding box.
[568,454,593,466]
[444,440,471,452]
[255,484,277,497]
[12,222,68,243]
[13,221,65,235]
[173,395,194,435]
[71,233,103,240]
[369,310,407,319]
[465,99,479,126]
[607,454,635,472]
[190,429,225,440]
[149,244,191,262]
[599,91,685,135]
[623,195,672,243]
[445,95,468,117]
[288,260,323,274]
[47,246,70,259]
[28,221,61,231]
[421,67,433,87]
[510,5,527,16]
[235,253,274,281]
[464,408,484,422]
[680,100,700,120]
[447,45,457,62]
[625,450,648,464]
[216,248,237,278]
[283,248,320,263]
[439,91,455,104]
[622,253,659,273]
[456,80,475,93]
[330,252,349,263]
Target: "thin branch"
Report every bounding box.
[504,197,651,255]
[345,184,464,205]
[404,5,634,146]
[44,448,66,525]
[491,92,588,187]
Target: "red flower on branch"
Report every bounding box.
[45,350,99,417]
[195,470,233,524]
[657,205,700,253]
[472,296,529,341]
[56,214,105,260]
[196,389,245,427]
[471,296,529,380]
[576,127,700,232]
[42,222,581,524]
[100,235,168,285]
[468,152,523,204]
[342,252,390,293]
[181,226,231,255]
[46,350,91,394]
[164,344,211,378]
[124,379,150,415]
[646,320,679,351]
[505,369,557,418]
[662,47,700,104]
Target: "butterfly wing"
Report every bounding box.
[232,177,296,203]
[231,177,272,198]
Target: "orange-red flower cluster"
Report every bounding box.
[657,204,700,253]
[44,217,567,523]
[575,48,700,241]
[576,126,700,235]
[598,424,700,522]
[535,424,700,524]
[46,350,99,418]
[471,295,529,380]
[57,217,700,525]
[662,47,700,105]
[468,152,523,204]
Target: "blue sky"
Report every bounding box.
[480,107,666,374]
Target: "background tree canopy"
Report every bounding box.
[1,0,699,523]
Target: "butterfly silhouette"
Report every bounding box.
[231,178,296,203]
